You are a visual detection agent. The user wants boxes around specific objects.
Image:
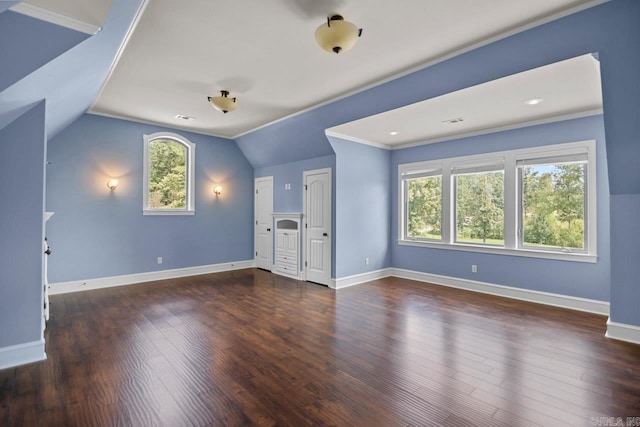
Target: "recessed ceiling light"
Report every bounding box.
[442,117,464,124]
[389,131,398,136]
[525,98,543,106]
[175,114,196,121]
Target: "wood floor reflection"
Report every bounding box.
[1,268,639,426]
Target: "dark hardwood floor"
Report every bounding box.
[1,269,639,426]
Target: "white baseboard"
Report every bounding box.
[605,318,640,345]
[333,268,393,289]
[389,268,610,315]
[49,260,255,295]
[0,339,46,370]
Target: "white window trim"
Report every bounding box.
[398,140,597,263]
[143,132,196,215]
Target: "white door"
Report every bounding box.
[255,177,273,270]
[304,168,332,286]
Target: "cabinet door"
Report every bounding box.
[276,232,286,253]
[284,232,298,256]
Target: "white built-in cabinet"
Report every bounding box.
[273,213,302,279]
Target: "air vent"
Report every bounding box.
[175,114,195,121]
[442,117,464,124]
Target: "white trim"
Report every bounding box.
[398,240,597,263]
[88,0,151,111]
[324,130,390,150]
[0,339,46,370]
[332,268,393,290]
[326,109,603,151]
[87,111,233,141]
[143,210,195,216]
[49,260,255,295]
[10,3,101,35]
[389,268,609,315]
[605,319,640,345]
[389,109,603,150]
[232,1,607,140]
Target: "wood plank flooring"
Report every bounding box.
[1,268,640,426]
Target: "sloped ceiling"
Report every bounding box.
[0,10,89,93]
[89,0,604,139]
[19,0,111,29]
[0,0,144,137]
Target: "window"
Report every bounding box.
[453,160,504,246]
[143,132,195,215]
[404,168,442,240]
[399,140,596,262]
[518,153,588,252]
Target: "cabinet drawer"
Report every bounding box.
[276,254,297,264]
[276,263,298,276]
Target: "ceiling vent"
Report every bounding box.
[442,117,465,124]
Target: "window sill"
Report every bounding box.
[143,209,195,216]
[398,239,597,263]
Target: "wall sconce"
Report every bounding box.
[213,185,222,196]
[107,178,119,191]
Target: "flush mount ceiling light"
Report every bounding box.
[525,98,544,105]
[207,90,238,114]
[315,15,362,54]
[389,131,399,136]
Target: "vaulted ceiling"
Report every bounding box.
[87,0,603,139]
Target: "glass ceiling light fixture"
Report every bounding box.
[207,90,238,114]
[315,15,362,54]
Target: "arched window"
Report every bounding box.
[143,132,195,215]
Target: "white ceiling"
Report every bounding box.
[88,0,602,139]
[327,54,603,149]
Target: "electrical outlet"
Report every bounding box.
[471,264,477,273]
[365,258,369,265]
[157,257,163,265]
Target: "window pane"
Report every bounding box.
[522,162,585,249]
[148,139,187,209]
[455,171,504,245]
[407,175,442,239]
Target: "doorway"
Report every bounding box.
[303,168,332,286]
[254,176,273,271]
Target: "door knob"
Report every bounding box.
[267,228,271,232]
[323,233,328,237]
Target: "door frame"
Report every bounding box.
[254,176,273,271]
[303,167,332,286]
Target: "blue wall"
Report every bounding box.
[391,115,610,301]
[255,155,336,276]
[609,194,640,325]
[0,101,46,348]
[237,1,640,325]
[329,136,391,278]
[0,11,88,93]
[0,0,143,137]
[46,114,254,282]
[255,155,335,213]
